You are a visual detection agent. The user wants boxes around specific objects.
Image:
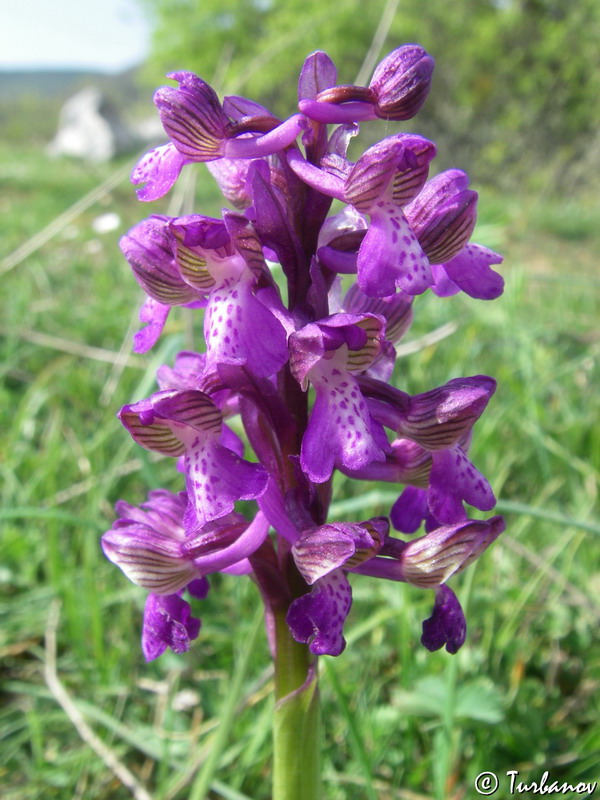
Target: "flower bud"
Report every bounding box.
[370,45,435,120]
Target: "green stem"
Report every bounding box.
[272,608,321,800]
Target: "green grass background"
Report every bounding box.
[1,140,599,799]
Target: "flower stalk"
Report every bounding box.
[273,610,321,800]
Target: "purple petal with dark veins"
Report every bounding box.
[154,72,229,160]
[298,51,337,101]
[292,519,386,584]
[370,45,435,120]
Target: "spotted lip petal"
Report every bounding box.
[428,445,496,524]
[421,585,466,654]
[356,203,432,297]
[286,571,353,656]
[438,243,504,300]
[131,143,189,202]
[142,593,201,661]
[299,354,387,483]
[184,436,268,529]
[203,275,289,377]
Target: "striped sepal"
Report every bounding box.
[157,390,222,435]
[104,536,197,595]
[292,524,355,585]
[344,284,413,344]
[343,518,387,569]
[225,214,267,279]
[400,415,476,450]
[402,522,488,588]
[137,260,198,305]
[344,138,404,212]
[155,75,228,161]
[395,440,432,488]
[399,381,488,450]
[120,410,186,457]
[345,315,384,373]
[173,238,216,291]
[421,192,478,264]
[391,161,430,206]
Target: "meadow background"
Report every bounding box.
[1,0,599,797]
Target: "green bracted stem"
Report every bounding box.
[272,608,321,800]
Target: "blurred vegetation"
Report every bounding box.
[140,0,600,193]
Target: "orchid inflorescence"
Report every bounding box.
[102,45,505,663]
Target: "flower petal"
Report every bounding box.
[357,205,432,297]
[184,436,268,528]
[142,593,201,661]
[132,143,188,201]
[441,244,504,300]
[421,585,466,654]
[286,571,352,656]
[133,298,171,354]
[429,446,496,523]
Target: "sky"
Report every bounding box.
[0,0,152,72]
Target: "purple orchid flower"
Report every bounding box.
[289,313,388,482]
[102,488,269,595]
[120,216,207,353]
[105,45,506,672]
[132,71,307,201]
[287,133,437,296]
[118,389,268,531]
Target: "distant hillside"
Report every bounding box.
[0,66,147,145]
[0,66,143,106]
